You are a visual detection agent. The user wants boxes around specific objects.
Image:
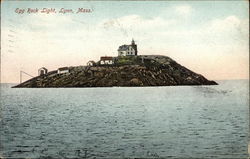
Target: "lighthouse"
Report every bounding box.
[117,39,138,56]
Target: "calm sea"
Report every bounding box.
[0,80,249,158]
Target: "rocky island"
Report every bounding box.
[13,55,217,88]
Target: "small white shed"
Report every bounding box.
[57,67,69,74]
[38,67,48,76]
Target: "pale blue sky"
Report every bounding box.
[2,1,248,26]
[1,1,249,83]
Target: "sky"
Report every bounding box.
[1,0,249,83]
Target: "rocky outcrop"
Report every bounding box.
[13,55,217,88]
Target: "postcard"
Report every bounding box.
[0,0,249,158]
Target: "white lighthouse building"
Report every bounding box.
[117,39,138,56]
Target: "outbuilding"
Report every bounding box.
[100,56,114,65]
[57,67,69,74]
[38,67,48,76]
[87,60,96,66]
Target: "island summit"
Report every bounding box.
[13,39,217,88]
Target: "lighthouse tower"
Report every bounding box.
[131,39,138,55]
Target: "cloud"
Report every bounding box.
[101,15,175,30]
[202,15,249,46]
[99,14,176,39]
[210,16,241,32]
[175,5,192,16]
[156,15,248,46]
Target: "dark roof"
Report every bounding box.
[118,45,130,51]
[87,60,96,63]
[58,67,69,71]
[38,67,48,71]
[100,56,113,60]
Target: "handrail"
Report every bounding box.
[20,71,34,83]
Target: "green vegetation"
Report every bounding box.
[115,56,140,65]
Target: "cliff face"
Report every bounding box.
[13,55,217,88]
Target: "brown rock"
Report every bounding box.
[130,78,142,86]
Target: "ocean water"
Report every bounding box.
[0,80,249,158]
